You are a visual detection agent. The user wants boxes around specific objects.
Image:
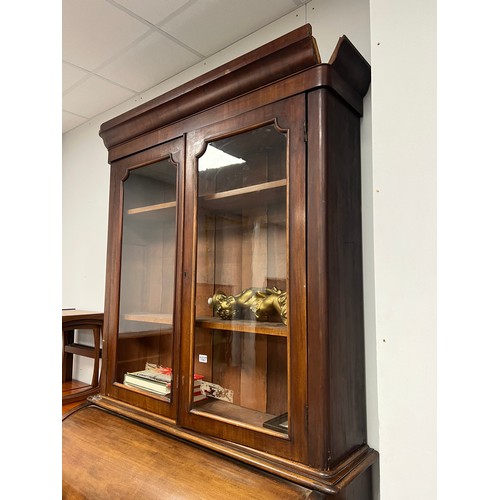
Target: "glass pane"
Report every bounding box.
[117,158,177,401]
[193,125,289,434]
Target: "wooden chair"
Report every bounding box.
[62,310,104,404]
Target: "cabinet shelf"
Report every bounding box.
[195,316,287,337]
[127,201,176,215]
[199,179,286,212]
[191,398,282,434]
[123,313,173,325]
[118,329,173,340]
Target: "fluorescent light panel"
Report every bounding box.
[199,144,245,171]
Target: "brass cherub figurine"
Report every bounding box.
[208,287,287,325]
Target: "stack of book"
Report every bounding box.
[193,373,207,403]
[123,365,172,396]
[123,364,207,403]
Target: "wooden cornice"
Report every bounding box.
[99,27,371,160]
[329,35,371,99]
[99,24,320,150]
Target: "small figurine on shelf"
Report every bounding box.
[208,287,287,325]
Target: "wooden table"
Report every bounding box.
[62,309,104,404]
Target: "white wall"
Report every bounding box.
[369,0,436,498]
[62,1,436,498]
[62,128,110,310]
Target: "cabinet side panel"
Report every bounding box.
[325,90,367,463]
[307,89,367,468]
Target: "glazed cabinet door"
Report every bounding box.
[103,138,184,419]
[180,95,308,460]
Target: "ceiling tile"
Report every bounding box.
[63,62,89,92]
[63,76,136,118]
[113,0,193,25]
[63,111,88,134]
[62,0,311,134]
[62,0,150,70]
[97,32,201,92]
[160,0,306,56]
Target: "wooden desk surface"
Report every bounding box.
[62,309,104,323]
[62,405,325,499]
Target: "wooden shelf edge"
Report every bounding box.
[201,179,286,202]
[88,395,377,495]
[198,179,286,214]
[127,201,176,215]
[196,316,287,336]
[123,313,173,325]
[189,399,286,438]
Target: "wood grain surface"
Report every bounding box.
[62,405,324,499]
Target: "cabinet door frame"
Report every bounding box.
[102,137,185,420]
[179,95,308,461]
